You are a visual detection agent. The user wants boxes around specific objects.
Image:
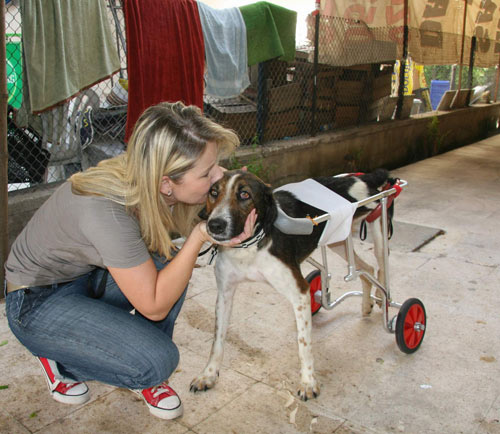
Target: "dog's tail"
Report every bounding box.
[358,168,390,190]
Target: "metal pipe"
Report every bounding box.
[395,0,409,119]
[1,1,9,294]
[466,36,476,106]
[457,0,468,92]
[311,180,407,225]
[310,0,320,136]
[256,62,268,144]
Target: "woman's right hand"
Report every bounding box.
[194,221,215,245]
[194,208,258,247]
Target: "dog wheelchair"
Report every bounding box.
[280,175,426,354]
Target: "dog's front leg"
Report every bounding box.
[269,268,320,401]
[292,290,320,400]
[190,262,238,393]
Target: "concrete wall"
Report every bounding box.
[230,103,500,186]
[7,103,500,250]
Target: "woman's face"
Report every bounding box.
[162,141,224,205]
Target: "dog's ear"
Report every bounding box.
[254,181,277,231]
[198,206,209,220]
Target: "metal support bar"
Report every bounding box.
[304,177,408,331]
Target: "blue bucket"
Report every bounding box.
[430,80,450,110]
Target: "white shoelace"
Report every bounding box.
[151,383,172,398]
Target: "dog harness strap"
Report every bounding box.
[208,246,218,265]
[359,219,367,241]
[365,180,402,223]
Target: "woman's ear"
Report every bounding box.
[160,176,173,196]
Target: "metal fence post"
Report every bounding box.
[1,2,9,292]
[395,0,408,119]
[256,61,269,144]
[310,0,320,136]
[467,36,476,89]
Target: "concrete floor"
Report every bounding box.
[1,136,500,433]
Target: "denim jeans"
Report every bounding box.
[5,255,187,390]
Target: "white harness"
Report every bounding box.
[274,179,357,245]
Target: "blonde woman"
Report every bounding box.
[4,102,257,420]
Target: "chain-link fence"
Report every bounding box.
[4,2,498,192]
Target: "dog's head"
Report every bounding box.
[199,170,276,242]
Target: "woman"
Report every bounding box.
[4,102,257,420]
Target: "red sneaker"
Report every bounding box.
[133,382,183,420]
[37,357,90,405]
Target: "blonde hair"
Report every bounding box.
[70,101,239,259]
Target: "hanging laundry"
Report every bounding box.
[239,1,297,67]
[198,2,250,99]
[19,0,120,114]
[123,0,205,141]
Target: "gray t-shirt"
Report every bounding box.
[5,182,151,286]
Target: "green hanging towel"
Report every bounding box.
[239,1,297,66]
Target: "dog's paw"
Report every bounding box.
[189,375,218,393]
[297,381,320,401]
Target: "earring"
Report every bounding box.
[167,190,172,197]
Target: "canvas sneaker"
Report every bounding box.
[37,357,90,405]
[132,382,183,420]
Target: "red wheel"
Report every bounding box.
[306,270,322,315]
[395,298,426,354]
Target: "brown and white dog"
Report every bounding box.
[190,169,394,400]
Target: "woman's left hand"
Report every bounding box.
[226,208,258,246]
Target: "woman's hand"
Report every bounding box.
[227,208,258,246]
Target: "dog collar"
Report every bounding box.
[205,225,266,265]
[232,225,265,249]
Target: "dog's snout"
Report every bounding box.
[208,218,227,235]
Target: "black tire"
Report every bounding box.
[395,298,426,354]
[306,270,322,315]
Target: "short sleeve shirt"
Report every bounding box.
[5,182,151,286]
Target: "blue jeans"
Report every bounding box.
[5,255,187,390]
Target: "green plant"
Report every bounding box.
[227,137,275,182]
[344,148,366,172]
[408,116,448,162]
[421,116,448,157]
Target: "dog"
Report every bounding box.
[190,168,395,400]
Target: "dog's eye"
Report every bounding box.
[239,190,250,200]
[209,188,218,198]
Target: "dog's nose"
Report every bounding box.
[208,218,227,235]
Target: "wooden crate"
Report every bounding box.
[264,108,301,141]
[334,80,365,105]
[371,73,392,101]
[268,82,302,113]
[334,105,359,127]
[209,101,257,142]
[302,108,335,130]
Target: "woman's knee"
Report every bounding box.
[127,341,180,389]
